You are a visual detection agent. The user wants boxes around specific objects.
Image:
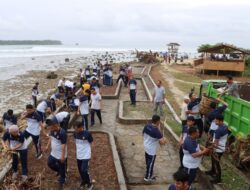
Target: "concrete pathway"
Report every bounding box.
[87,65,208,190]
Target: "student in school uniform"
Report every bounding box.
[73,122,94,190]
[50,93,61,112]
[90,88,102,126]
[207,100,228,140]
[21,104,43,159]
[168,169,195,190]
[0,109,17,130]
[1,125,28,181]
[77,92,90,130]
[57,78,65,94]
[143,115,167,182]
[179,116,195,168]
[182,127,209,185]
[32,82,39,107]
[205,115,228,184]
[45,116,67,190]
[90,78,101,94]
[84,66,91,81]
[180,96,190,126]
[187,92,203,138]
[128,76,137,106]
[55,111,70,133]
[36,100,52,123]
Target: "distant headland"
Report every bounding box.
[0,40,62,45]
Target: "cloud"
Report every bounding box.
[0,0,249,51]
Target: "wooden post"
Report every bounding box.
[217,70,219,76]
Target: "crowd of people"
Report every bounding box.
[1,61,250,190]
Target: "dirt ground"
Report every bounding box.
[0,132,119,190]
[100,82,118,96]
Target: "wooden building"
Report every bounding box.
[194,43,249,76]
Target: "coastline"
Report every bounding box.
[0,58,81,114]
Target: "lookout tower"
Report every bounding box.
[167,42,180,58]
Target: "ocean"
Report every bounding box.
[0,45,136,80]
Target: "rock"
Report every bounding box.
[65,58,70,62]
[46,72,58,79]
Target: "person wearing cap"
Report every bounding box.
[45,116,67,190]
[128,76,137,106]
[1,125,28,181]
[32,82,39,107]
[180,96,190,126]
[50,93,61,112]
[78,91,90,130]
[55,111,70,133]
[187,92,203,138]
[168,169,195,190]
[90,78,101,94]
[0,109,17,130]
[21,104,44,159]
[179,116,196,168]
[90,88,102,126]
[73,121,94,190]
[219,75,239,98]
[36,100,52,123]
[143,115,167,182]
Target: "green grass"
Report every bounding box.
[171,71,202,83]
[243,66,250,77]
[174,80,201,95]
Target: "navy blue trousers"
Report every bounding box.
[12,149,28,175]
[77,159,91,186]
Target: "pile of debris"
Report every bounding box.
[136,50,160,64]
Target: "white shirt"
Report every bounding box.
[180,103,188,120]
[37,101,49,113]
[64,80,74,89]
[57,79,64,87]
[154,86,166,102]
[79,100,89,115]
[50,129,67,159]
[55,112,69,123]
[91,93,102,110]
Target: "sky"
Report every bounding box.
[0,0,250,52]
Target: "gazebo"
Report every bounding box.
[194,43,249,76]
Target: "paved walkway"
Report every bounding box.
[88,65,207,190]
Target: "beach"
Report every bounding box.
[0,45,136,114]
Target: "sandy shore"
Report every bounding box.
[0,58,83,114]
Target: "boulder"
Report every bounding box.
[46,72,58,79]
[65,58,70,62]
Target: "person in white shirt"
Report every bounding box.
[32,82,39,107]
[80,69,85,86]
[128,77,137,105]
[77,94,90,130]
[45,116,67,189]
[73,122,94,190]
[143,115,167,182]
[55,111,70,132]
[1,125,28,181]
[152,80,166,116]
[21,104,44,159]
[57,78,65,93]
[182,127,209,185]
[180,96,190,126]
[90,88,102,126]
